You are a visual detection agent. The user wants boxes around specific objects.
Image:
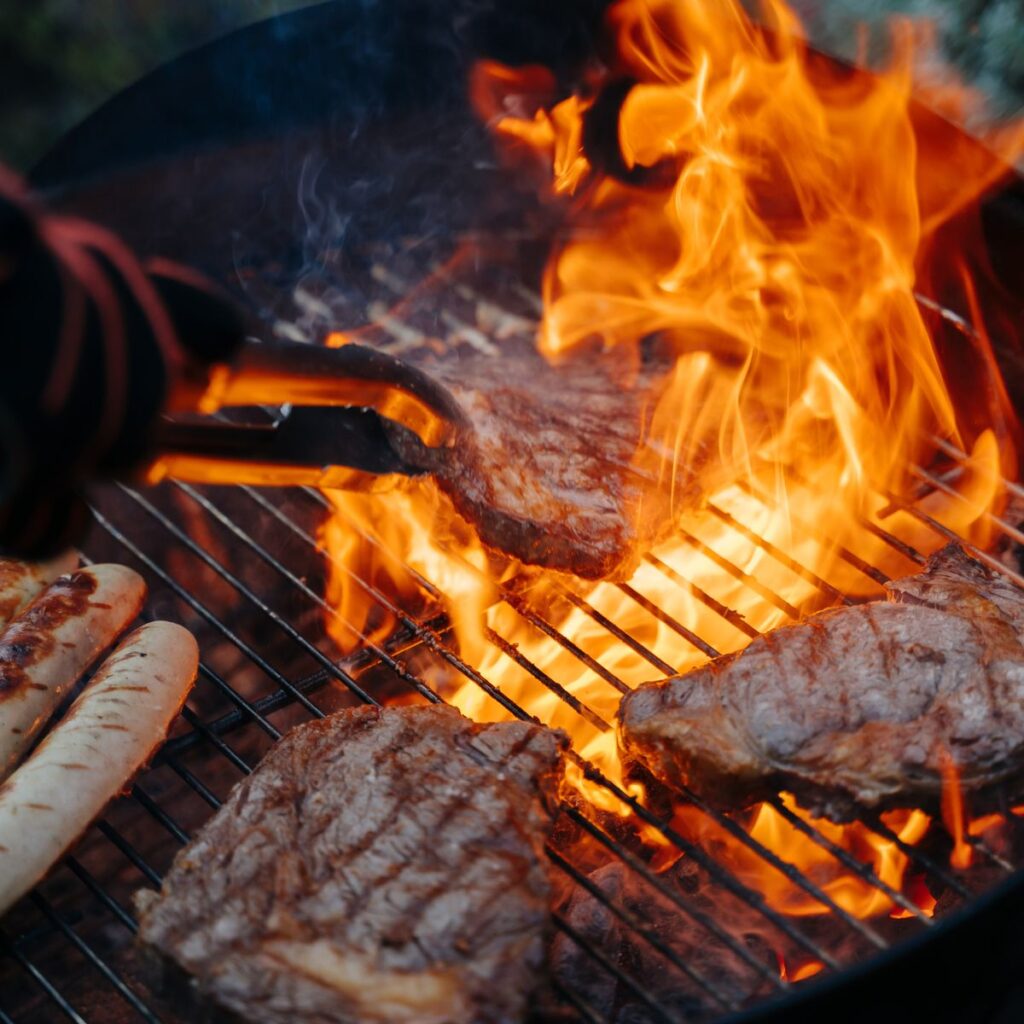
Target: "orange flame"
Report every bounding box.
[778,954,825,984]
[940,754,973,871]
[319,0,1019,923]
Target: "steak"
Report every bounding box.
[618,545,1024,821]
[136,704,567,1024]
[391,340,681,580]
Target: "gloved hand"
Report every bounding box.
[0,168,246,558]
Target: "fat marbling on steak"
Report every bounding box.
[390,340,681,581]
[618,545,1024,821]
[136,704,567,1024]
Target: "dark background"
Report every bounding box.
[0,0,1022,171]
[0,0,313,169]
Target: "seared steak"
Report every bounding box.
[136,705,567,1024]
[618,545,1024,821]
[392,341,679,580]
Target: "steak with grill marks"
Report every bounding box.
[618,545,1024,821]
[389,341,682,581]
[135,705,567,1024]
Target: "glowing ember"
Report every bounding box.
[319,0,1020,925]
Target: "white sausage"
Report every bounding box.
[0,551,79,629]
[0,564,147,779]
[0,621,198,916]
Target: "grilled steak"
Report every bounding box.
[618,545,1024,821]
[136,705,567,1024]
[391,341,680,580]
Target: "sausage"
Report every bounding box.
[0,621,198,916]
[0,551,79,628]
[0,564,147,779]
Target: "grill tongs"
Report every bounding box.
[150,339,464,491]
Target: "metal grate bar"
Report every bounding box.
[115,486,377,708]
[161,664,347,759]
[909,461,1024,548]
[1,931,86,1024]
[855,517,926,567]
[484,626,612,732]
[551,978,610,1024]
[644,553,761,640]
[61,857,138,935]
[174,705,255,776]
[881,492,1024,590]
[765,468,924,571]
[965,834,1015,874]
[501,591,633,696]
[90,506,333,720]
[161,751,223,811]
[860,812,970,898]
[552,913,682,1024]
[164,626,439,758]
[672,786,889,950]
[558,588,679,676]
[676,528,801,620]
[546,845,740,1013]
[27,893,159,1024]
[191,663,281,741]
[131,785,190,846]
[705,503,853,607]
[735,480,893,587]
[95,821,163,888]
[161,480,848,962]
[564,807,786,992]
[763,796,933,925]
[173,483,445,706]
[930,435,1024,506]
[146,489,861,975]
[290,488,853,958]
[617,583,721,659]
[568,756,840,966]
[163,636,443,760]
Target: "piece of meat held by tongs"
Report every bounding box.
[151,337,467,491]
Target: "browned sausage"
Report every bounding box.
[0,621,198,916]
[0,564,147,778]
[0,552,79,629]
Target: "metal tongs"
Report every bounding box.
[147,339,464,491]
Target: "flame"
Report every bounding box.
[778,955,825,984]
[318,0,1019,925]
[940,754,973,871]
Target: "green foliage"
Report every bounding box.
[794,0,1024,117]
[0,0,313,169]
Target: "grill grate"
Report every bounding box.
[2,274,1023,1023]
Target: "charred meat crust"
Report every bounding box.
[136,705,568,1024]
[389,342,682,580]
[618,544,1024,822]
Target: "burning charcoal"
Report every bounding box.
[552,861,778,1022]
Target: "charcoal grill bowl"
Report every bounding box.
[25,1,1024,1021]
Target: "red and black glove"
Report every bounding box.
[0,168,245,558]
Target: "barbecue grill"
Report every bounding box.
[7,2,1024,1021]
